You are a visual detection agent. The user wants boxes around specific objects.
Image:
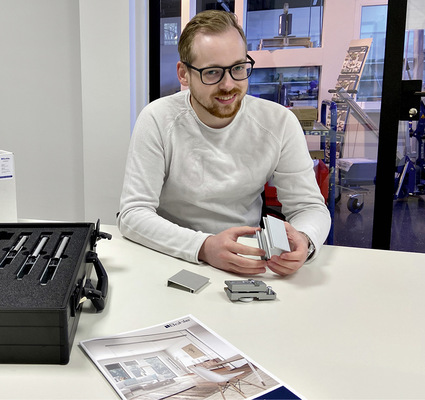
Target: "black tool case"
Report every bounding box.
[0,221,110,364]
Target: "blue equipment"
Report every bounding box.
[394,101,425,199]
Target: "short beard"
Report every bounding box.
[194,89,243,119]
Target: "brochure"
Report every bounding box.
[340,45,369,75]
[80,315,303,400]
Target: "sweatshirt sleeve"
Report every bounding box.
[272,110,331,260]
[117,106,211,264]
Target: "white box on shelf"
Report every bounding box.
[0,150,18,222]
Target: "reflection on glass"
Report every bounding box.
[164,22,179,45]
[248,66,320,108]
[246,1,323,51]
[403,30,425,83]
[196,0,234,13]
[357,5,388,101]
[388,1,425,253]
[160,0,181,97]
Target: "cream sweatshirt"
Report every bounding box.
[118,90,331,263]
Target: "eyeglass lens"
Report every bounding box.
[202,62,253,84]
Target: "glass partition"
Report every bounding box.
[390,22,425,252]
[245,0,324,51]
[356,5,387,102]
[160,0,181,97]
[196,0,234,13]
[248,66,320,108]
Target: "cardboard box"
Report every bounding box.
[289,106,318,130]
[0,150,17,222]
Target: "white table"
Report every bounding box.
[1,224,425,399]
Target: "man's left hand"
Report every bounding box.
[266,222,310,276]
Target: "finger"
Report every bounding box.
[228,260,267,275]
[267,259,299,276]
[230,225,261,238]
[277,250,303,261]
[267,256,301,274]
[225,249,266,267]
[224,252,267,273]
[267,263,291,276]
[231,241,265,258]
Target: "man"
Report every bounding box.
[117,10,330,276]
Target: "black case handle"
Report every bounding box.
[84,251,108,312]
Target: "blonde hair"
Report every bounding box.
[178,10,247,64]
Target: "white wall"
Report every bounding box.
[79,0,131,224]
[0,0,85,221]
[0,0,132,224]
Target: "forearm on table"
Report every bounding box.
[117,208,211,264]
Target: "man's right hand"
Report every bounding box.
[198,226,267,274]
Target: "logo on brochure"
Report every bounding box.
[164,317,191,328]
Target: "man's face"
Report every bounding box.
[178,27,249,129]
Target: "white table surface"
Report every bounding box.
[1,224,425,399]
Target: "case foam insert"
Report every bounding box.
[0,224,91,310]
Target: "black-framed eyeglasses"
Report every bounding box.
[183,54,255,85]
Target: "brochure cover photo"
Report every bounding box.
[80,315,303,400]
